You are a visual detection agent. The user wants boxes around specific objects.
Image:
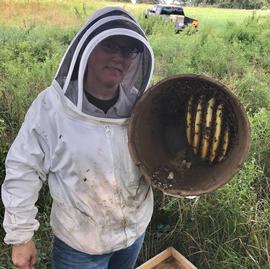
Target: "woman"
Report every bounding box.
[2,6,154,269]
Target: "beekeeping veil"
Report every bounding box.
[53,7,154,118]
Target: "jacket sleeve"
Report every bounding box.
[1,103,50,245]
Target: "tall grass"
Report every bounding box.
[0,1,270,268]
[137,12,270,269]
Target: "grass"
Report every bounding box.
[1,0,270,30]
[184,7,270,31]
[0,0,149,28]
[0,1,270,268]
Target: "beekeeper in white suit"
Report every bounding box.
[2,6,154,269]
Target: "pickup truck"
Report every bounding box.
[144,4,199,32]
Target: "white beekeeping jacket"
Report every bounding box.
[2,6,154,254]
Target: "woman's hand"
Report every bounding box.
[12,240,36,269]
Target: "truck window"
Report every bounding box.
[160,6,184,16]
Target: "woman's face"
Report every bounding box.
[86,36,139,90]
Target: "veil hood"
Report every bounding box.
[52,7,154,119]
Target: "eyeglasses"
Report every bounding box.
[99,40,141,59]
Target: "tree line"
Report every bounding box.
[189,0,270,9]
[130,0,270,9]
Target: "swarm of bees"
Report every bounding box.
[185,95,230,163]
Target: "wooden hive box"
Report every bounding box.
[136,247,198,269]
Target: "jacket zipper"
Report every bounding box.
[104,125,112,136]
[104,124,129,246]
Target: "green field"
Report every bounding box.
[185,7,270,29]
[0,1,270,268]
[1,0,270,29]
